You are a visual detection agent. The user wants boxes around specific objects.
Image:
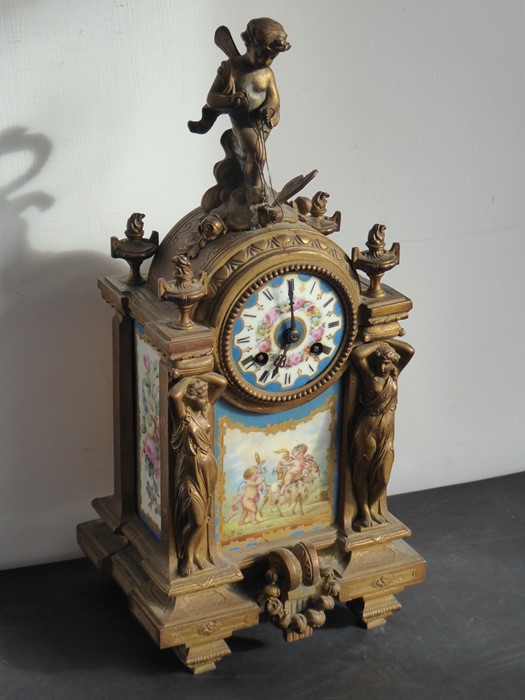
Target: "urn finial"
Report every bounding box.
[158,255,208,330]
[352,224,400,297]
[110,213,159,286]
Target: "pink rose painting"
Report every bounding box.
[257,338,272,353]
[264,307,281,326]
[289,353,302,366]
[311,326,324,341]
[136,337,161,533]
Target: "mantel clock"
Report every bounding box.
[78,18,425,674]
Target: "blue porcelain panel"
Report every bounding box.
[214,381,342,551]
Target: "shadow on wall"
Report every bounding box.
[0,127,121,569]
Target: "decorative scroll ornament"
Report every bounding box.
[351,224,400,297]
[258,545,341,640]
[158,255,208,330]
[186,214,229,259]
[110,213,159,286]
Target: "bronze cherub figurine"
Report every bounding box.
[189,19,290,218]
[188,18,341,238]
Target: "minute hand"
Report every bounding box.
[287,279,300,344]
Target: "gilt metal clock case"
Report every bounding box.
[78,16,426,676]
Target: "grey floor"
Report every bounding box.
[1,471,524,700]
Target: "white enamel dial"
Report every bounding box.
[225,271,346,400]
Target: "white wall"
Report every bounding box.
[1,0,523,569]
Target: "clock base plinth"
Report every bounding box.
[77,517,260,674]
[76,519,128,574]
[118,518,245,599]
[337,529,426,629]
[128,578,259,652]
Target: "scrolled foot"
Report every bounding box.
[174,638,231,674]
[348,594,402,629]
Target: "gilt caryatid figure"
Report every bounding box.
[350,339,414,529]
[168,373,227,577]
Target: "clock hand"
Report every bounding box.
[271,343,290,378]
[286,279,300,344]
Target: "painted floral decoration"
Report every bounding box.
[255,296,325,367]
[139,352,161,515]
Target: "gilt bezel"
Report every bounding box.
[217,262,358,412]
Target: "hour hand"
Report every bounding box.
[271,345,289,378]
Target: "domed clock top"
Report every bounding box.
[149,216,360,411]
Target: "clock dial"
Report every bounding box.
[218,264,357,410]
[231,273,344,392]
